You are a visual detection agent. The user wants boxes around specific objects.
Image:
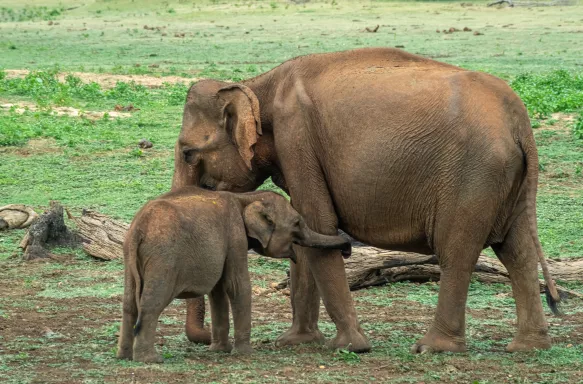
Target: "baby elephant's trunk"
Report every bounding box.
[297,226,352,258]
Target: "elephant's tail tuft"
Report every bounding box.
[544,286,562,316]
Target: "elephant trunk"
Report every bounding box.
[296,225,352,258]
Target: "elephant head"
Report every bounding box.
[173,80,268,192]
[242,194,352,262]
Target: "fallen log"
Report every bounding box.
[275,247,583,298]
[68,209,129,261]
[19,206,582,297]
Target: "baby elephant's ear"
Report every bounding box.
[243,201,274,248]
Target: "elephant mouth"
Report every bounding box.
[200,182,216,191]
[198,173,220,191]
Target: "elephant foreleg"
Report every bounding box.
[274,122,370,351]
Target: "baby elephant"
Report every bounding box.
[116,187,351,363]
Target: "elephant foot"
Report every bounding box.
[506,334,551,352]
[411,330,467,354]
[232,344,254,355]
[116,346,133,360]
[209,341,233,353]
[133,350,164,364]
[275,326,325,347]
[186,326,212,345]
[328,328,371,353]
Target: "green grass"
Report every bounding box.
[1,0,583,76]
[1,1,583,383]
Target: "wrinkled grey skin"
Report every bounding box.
[116,187,351,363]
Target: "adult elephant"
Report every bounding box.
[172,48,560,353]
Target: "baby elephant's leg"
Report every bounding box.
[133,276,174,363]
[208,283,232,353]
[117,269,138,360]
[225,257,253,355]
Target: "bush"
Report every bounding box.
[510,70,583,119]
[574,113,583,140]
[0,71,193,108]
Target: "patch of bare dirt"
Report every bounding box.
[1,100,131,120]
[4,69,199,89]
[544,112,577,133]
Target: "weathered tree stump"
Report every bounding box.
[19,201,79,261]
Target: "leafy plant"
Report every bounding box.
[510,70,583,119]
[335,348,361,363]
[574,112,583,140]
[0,71,191,109]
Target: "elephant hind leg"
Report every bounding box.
[412,194,498,354]
[117,268,138,360]
[132,273,176,363]
[492,212,550,352]
[411,240,482,354]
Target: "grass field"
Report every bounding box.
[1,1,583,383]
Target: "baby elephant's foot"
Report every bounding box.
[411,329,467,354]
[232,344,254,355]
[133,350,164,364]
[209,342,233,353]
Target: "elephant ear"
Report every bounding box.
[242,201,274,249]
[218,84,262,170]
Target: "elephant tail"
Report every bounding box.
[520,132,562,315]
[126,228,144,336]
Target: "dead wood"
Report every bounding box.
[365,25,380,33]
[0,204,39,230]
[488,0,574,6]
[20,201,79,261]
[68,209,129,261]
[276,247,583,298]
[488,0,514,6]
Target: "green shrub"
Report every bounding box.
[510,70,583,119]
[574,113,583,140]
[0,71,192,108]
[0,6,65,22]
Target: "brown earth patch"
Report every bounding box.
[1,252,582,383]
[0,137,64,157]
[1,100,131,120]
[544,112,577,133]
[4,69,199,89]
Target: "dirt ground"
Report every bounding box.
[4,69,198,89]
[1,99,132,120]
[1,250,582,384]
